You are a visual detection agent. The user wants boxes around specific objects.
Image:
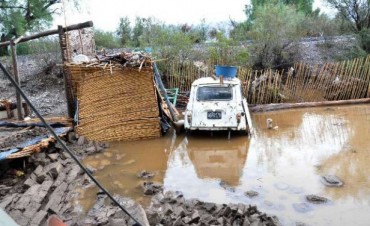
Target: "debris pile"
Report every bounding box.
[0,131,108,226]
[146,191,280,226]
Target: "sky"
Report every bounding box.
[53,0,336,31]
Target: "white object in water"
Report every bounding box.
[267,118,273,129]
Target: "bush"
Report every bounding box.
[94,29,121,49]
[247,3,305,69]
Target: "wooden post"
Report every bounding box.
[10,39,24,120]
[58,25,74,118]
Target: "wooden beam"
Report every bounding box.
[250,98,370,112]
[58,26,74,118]
[0,21,93,47]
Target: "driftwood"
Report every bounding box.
[250,98,370,112]
[6,137,56,159]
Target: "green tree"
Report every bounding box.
[325,0,370,32]
[248,3,305,68]
[116,16,131,46]
[246,0,313,25]
[0,0,65,55]
[94,29,120,49]
[131,17,144,47]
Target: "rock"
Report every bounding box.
[108,218,128,226]
[23,178,36,189]
[47,153,59,161]
[183,216,192,224]
[173,206,186,217]
[163,203,173,216]
[29,210,47,225]
[44,182,68,214]
[137,170,155,179]
[146,210,161,225]
[237,203,246,215]
[274,182,289,190]
[142,182,163,195]
[293,203,314,213]
[305,195,330,204]
[0,193,17,209]
[33,165,46,184]
[242,216,251,226]
[45,162,63,179]
[220,206,232,217]
[189,210,200,224]
[321,175,344,187]
[245,190,259,198]
[172,216,183,226]
[200,213,214,225]
[204,202,216,212]
[77,136,86,145]
[67,132,77,143]
[219,180,236,192]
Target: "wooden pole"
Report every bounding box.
[0,21,93,47]
[250,98,370,112]
[58,25,74,118]
[10,39,24,120]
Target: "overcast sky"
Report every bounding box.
[53,0,336,31]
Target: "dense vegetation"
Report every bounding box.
[1,0,370,69]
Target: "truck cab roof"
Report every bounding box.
[191,77,242,86]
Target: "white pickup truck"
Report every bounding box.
[184,76,253,135]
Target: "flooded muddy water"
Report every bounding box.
[79,104,370,226]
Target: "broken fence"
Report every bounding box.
[162,56,370,105]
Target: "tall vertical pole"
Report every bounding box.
[10,39,24,120]
[58,25,74,118]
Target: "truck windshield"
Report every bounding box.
[197,86,233,101]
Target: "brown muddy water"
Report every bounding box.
[78,104,370,226]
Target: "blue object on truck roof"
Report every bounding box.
[215,65,237,78]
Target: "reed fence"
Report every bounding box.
[161,56,370,105]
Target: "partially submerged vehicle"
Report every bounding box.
[184,66,253,135]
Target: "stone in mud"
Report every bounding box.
[142,181,163,195]
[173,205,186,217]
[189,210,200,224]
[204,202,216,212]
[219,180,236,192]
[23,178,36,189]
[77,136,86,145]
[305,195,330,204]
[245,190,259,198]
[220,206,232,217]
[47,153,59,161]
[146,210,161,225]
[274,182,289,190]
[137,170,155,179]
[45,162,63,179]
[321,175,344,187]
[293,203,314,213]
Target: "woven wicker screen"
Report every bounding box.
[67,65,161,141]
